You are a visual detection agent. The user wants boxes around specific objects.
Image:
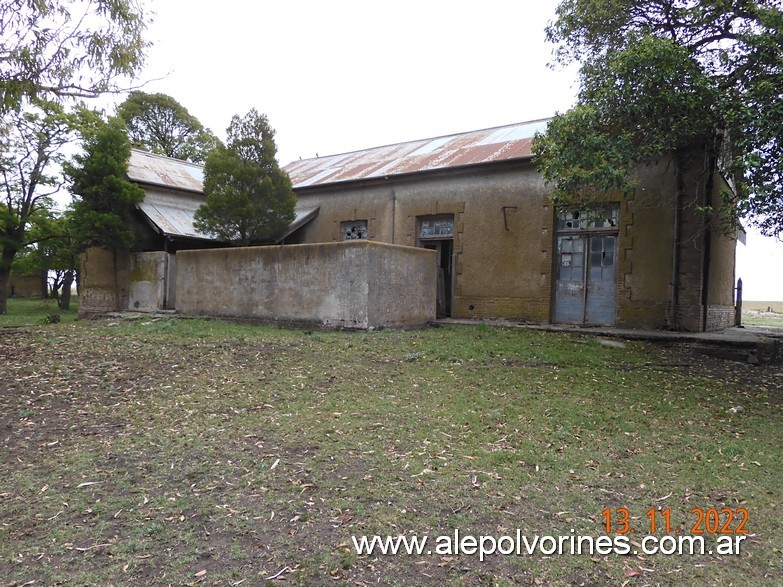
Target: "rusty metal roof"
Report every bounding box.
[283,119,549,189]
[128,149,204,192]
[128,149,320,242]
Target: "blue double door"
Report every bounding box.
[554,234,617,326]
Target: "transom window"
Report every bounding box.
[418,215,454,239]
[557,205,619,231]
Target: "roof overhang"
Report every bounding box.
[136,188,213,241]
[136,188,320,244]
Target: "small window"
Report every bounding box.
[342,220,368,240]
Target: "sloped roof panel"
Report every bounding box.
[136,189,211,240]
[128,149,204,192]
[283,119,548,189]
[136,188,319,243]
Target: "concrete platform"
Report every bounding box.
[433,319,783,364]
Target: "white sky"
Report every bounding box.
[124,0,782,301]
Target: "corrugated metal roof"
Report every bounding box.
[137,188,210,240]
[283,119,549,189]
[128,150,320,242]
[137,187,320,243]
[128,149,204,192]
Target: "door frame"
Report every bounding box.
[417,214,455,318]
[552,205,620,326]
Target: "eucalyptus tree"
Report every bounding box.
[0,101,81,314]
[0,0,148,112]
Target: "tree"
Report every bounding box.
[0,100,80,314]
[13,211,80,309]
[194,109,296,246]
[534,0,783,236]
[65,115,144,309]
[116,91,222,163]
[0,0,148,113]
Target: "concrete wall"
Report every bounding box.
[79,247,131,317]
[129,251,169,311]
[175,241,436,329]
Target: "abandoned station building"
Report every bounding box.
[80,119,738,332]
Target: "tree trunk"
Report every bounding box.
[0,266,9,315]
[59,270,74,310]
[0,249,17,315]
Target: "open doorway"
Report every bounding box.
[418,215,454,318]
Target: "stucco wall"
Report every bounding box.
[175,241,436,329]
[291,157,736,331]
[615,159,677,330]
[704,174,738,331]
[293,164,555,321]
[79,247,130,317]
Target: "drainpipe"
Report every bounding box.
[669,152,684,330]
[390,190,397,244]
[701,148,717,332]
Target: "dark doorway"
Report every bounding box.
[421,239,453,317]
[417,214,455,318]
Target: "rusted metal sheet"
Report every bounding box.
[128,149,204,192]
[283,119,548,189]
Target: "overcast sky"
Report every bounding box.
[126,0,782,301]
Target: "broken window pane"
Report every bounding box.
[342,220,368,240]
[419,217,454,238]
[557,204,620,231]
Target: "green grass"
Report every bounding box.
[742,309,783,328]
[0,318,780,586]
[0,297,79,327]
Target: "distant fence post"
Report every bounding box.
[735,278,743,327]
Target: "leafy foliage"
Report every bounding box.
[0,100,81,313]
[535,0,783,235]
[116,91,222,163]
[14,211,80,308]
[194,109,296,246]
[0,0,148,113]
[65,116,144,251]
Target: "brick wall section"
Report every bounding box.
[706,305,735,331]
